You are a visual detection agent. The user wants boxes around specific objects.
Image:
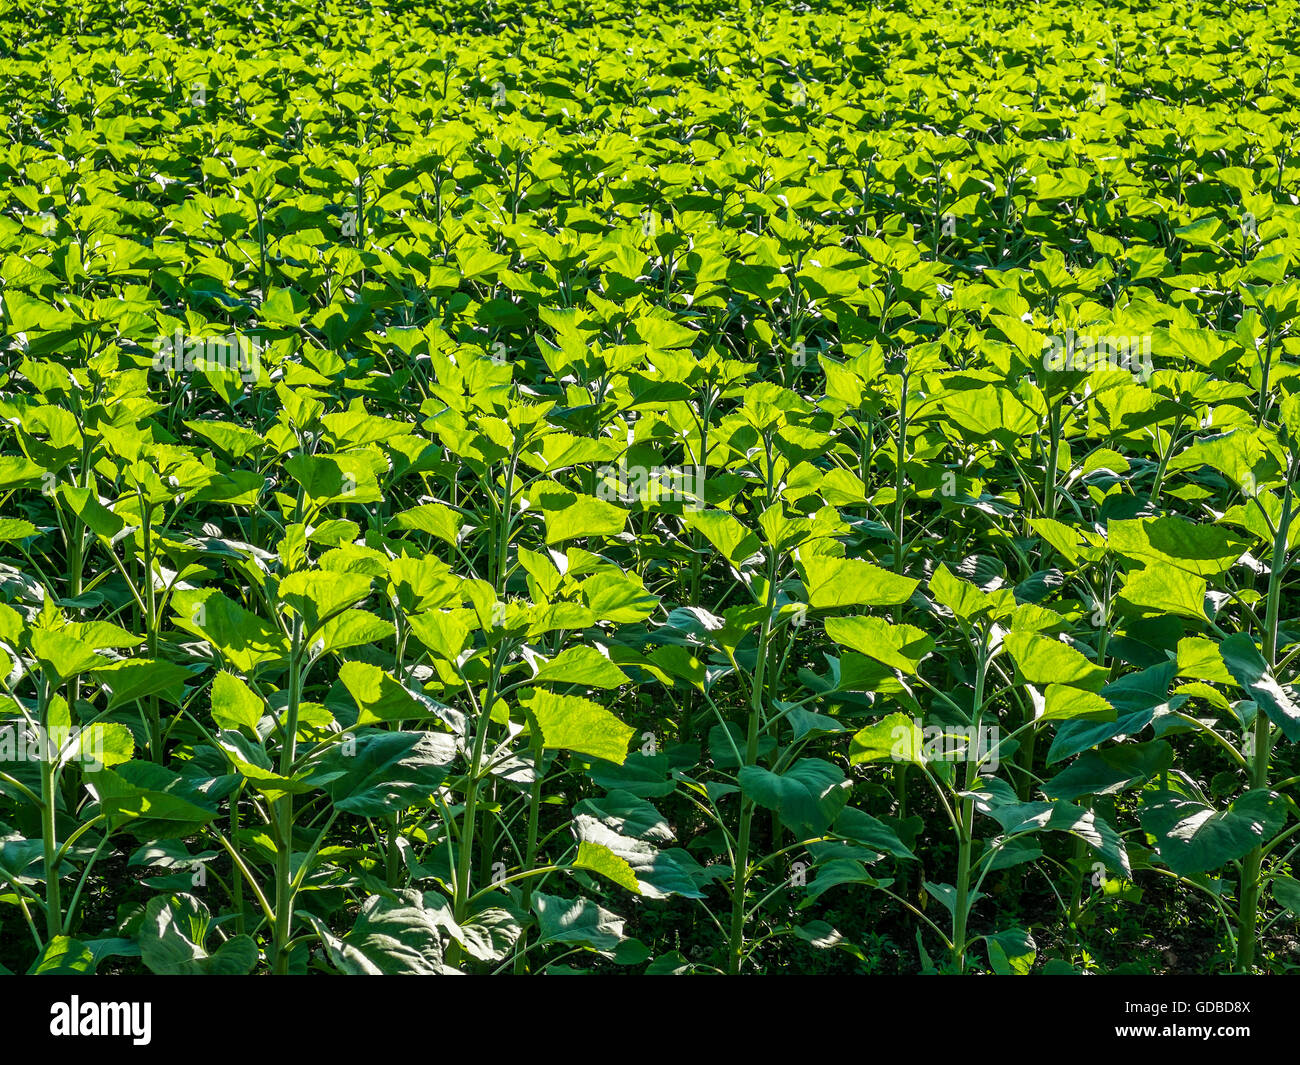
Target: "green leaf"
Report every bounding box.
[532,892,627,954]
[825,616,933,674]
[210,671,264,732]
[799,555,918,609]
[1108,517,1247,577]
[573,840,642,894]
[0,518,38,541]
[389,503,463,545]
[310,731,456,816]
[1177,637,1235,684]
[59,485,125,538]
[542,493,627,544]
[279,570,372,634]
[283,452,381,506]
[939,385,1037,442]
[1117,566,1207,621]
[985,928,1036,975]
[28,936,95,974]
[260,285,308,327]
[737,758,852,833]
[1004,631,1108,691]
[322,892,456,974]
[575,815,710,898]
[74,723,134,768]
[94,659,193,711]
[139,893,258,975]
[1040,685,1115,722]
[833,806,916,859]
[1042,742,1174,801]
[317,610,396,655]
[171,590,288,673]
[533,645,629,689]
[30,629,108,680]
[1048,663,1179,763]
[522,689,634,764]
[86,762,220,835]
[28,935,139,974]
[850,712,924,766]
[405,610,470,662]
[340,661,442,725]
[684,510,760,567]
[929,563,994,620]
[0,455,47,492]
[1141,790,1289,876]
[573,791,673,842]
[1220,633,1300,742]
[1271,876,1300,917]
[973,786,1130,877]
[580,571,659,622]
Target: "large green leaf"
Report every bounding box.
[824,616,933,674]
[849,712,924,766]
[542,493,627,544]
[1004,631,1108,691]
[1107,516,1248,577]
[1140,789,1289,876]
[738,758,852,834]
[339,661,444,724]
[310,731,456,816]
[522,690,634,764]
[799,555,918,609]
[139,894,258,975]
[532,892,627,954]
[317,891,458,974]
[1220,633,1300,742]
[532,646,629,689]
[575,815,710,898]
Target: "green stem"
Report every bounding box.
[140,501,163,762]
[452,649,506,965]
[231,787,245,936]
[1043,396,1060,521]
[727,547,777,974]
[272,613,303,975]
[386,815,402,888]
[951,626,988,972]
[1235,478,1290,972]
[38,673,62,942]
[514,734,546,975]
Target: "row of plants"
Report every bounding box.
[0,0,1298,973]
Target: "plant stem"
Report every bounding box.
[38,673,62,942]
[139,499,164,762]
[452,648,505,965]
[514,734,546,974]
[1235,477,1290,972]
[951,625,987,972]
[272,613,303,975]
[727,548,777,974]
